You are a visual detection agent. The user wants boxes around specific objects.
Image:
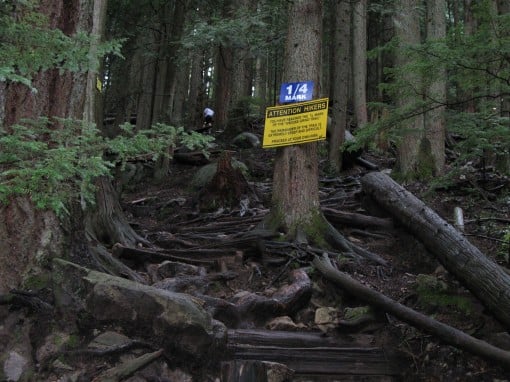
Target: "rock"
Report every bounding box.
[154,261,206,279]
[232,132,261,148]
[3,351,29,382]
[52,258,227,361]
[266,316,306,331]
[35,331,70,364]
[314,307,339,333]
[191,159,248,190]
[88,331,131,350]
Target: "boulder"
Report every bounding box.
[52,258,226,361]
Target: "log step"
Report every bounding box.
[226,329,404,381]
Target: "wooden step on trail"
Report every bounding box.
[224,329,405,381]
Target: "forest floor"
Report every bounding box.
[114,130,510,381]
[4,128,510,382]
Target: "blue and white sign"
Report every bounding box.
[279,81,314,104]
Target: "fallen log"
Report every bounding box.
[322,207,394,229]
[227,328,403,378]
[361,171,510,329]
[313,255,510,368]
[221,360,294,382]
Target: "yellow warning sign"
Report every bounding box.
[96,77,102,93]
[262,98,329,148]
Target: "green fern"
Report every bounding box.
[0,118,213,217]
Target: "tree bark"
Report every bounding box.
[267,0,322,239]
[424,0,447,176]
[0,0,108,292]
[213,0,234,130]
[394,0,425,178]
[352,0,368,129]
[328,0,351,173]
[361,171,510,328]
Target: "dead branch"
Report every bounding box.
[322,207,393,229]
[112,243,216,266]
[92,349,164,382]
[152,271,238,294]
[313,254,510,368]
[322,218,389,266]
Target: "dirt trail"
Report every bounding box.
[118,148,509,381]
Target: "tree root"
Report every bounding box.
[313,254,510,369]
[92,348,164,382]
[157,268,313,328]
[0,290,53,313]
[322,217,388,266]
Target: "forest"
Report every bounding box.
[1,0,510,381]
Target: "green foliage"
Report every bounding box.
[0,118,110,215]
[352,1,510,177]
[0,119,213,216]
[498,229,510,264]
[414,274,473,314]
[181,1,286,56]
[0,0,123,90]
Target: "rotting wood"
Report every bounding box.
[313,254,510,368]
[226,329,403,378]
[188,269,313,328]
[173,149,222,165]
[92,348,164,382]
[112,243,216,266]
[227,329,376,348]
[361,171,510,329]
[152,271,238,294]
[221,360,294,382]
[322,207,394,229]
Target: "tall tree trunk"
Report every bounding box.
[0,0,126,293]
[187,49,206,129]
[254,56,268,111]
[135,29,158,131]
[213,0,234,130]
[394,0,425,178]
[328,0,351,173]
[424,0,447,175]
[162,1,187,125]
[352,0,368,130]
[267,0,322,239]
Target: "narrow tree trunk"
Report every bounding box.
[269,0,323,238]
[135,31,157,131]
[162,1,187,124]
[187,49,206,129]
[352,0,368,129]
[328,0,351,173]
[394,0,425,178]
[213,0,234,130]
[361,171,510,328]
[424,0,447,176]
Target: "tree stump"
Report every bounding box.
[198,151,251,211]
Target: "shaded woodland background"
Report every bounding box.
[1,0,510,381]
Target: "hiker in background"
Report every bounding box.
[203,107,214,131]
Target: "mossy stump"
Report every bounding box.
[197,151,250,212]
